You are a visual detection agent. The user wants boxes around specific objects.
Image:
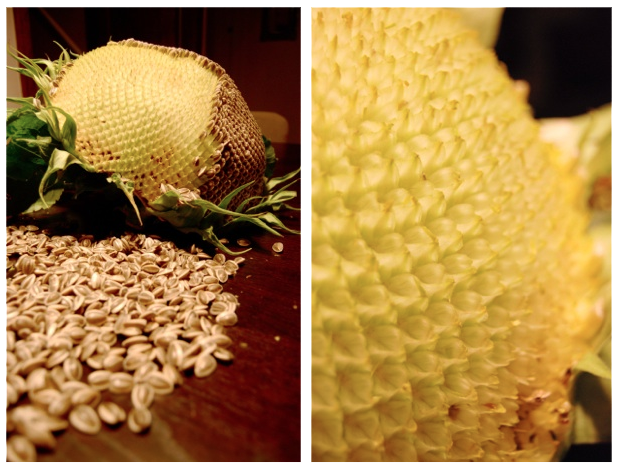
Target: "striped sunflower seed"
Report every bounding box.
[194,350,217,378]
[69,404,102,435]
[47,393,72,417]
[62,357,83,381]
[127,407,152,433]
[131,382,155,409]
[97,401,127,426]
[71,387,102,407]
[146,371,175,395]
[108,372,134,394]
[7,434,37,462]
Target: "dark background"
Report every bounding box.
[495,7,611,119]
[10,7,301,144]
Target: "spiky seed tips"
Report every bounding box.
[50,39,265,208]
[312,8,602,462]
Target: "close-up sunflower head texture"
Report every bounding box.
[311,7,611,462]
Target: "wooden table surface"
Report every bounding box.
[31,142,302,462]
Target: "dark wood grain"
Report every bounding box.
[34,143,301,462]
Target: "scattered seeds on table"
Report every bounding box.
[6,224,245,460]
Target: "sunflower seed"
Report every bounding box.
[25,367,49,393]
[29,387,61,407]
[133,361,158,382]
[97,401,127,425]
[62,357,83,381]
[69,404,101,435]
[162,363,183,386]
[19,355,48,376]
[102,353,124,372]
[87,370,112,391]
[70,386,102,407]
[213,347,235,362]
[10,405,56,449]
[127,406,152,433]
[209,301,229,315]
[146,371,175,395]
[7,383,19,406]
[131,382,155,409]
[167,340,186,368]
[7,434,37,462]
[123,352,150,371]
[215,311,238,327]
[109,372,134,394]
[194,350,217,378]
[47,393,72,417]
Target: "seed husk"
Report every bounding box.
[209,301,229,315]
[127,407,152,433]
[213,347,235,362]
[10,405,57,449]
[86,354,105,370]
[131,382,156,409]
[69,404,102,435]
[167,340,186,368]
[123,352,150,371]
[7,383,19,406]
[25,367,49,393]
[127,343,153,355]
[29,387,61,407]
[63,357,83,381]
[146,371,175,395]
[7,434,37,462]
[97,401,127,426]
[8,374,27,400]
[122,335,149,347]
[194,350,217,378]
[108,372,134,394]
[46,349,71,369]
[162,363,184,386]
[71,386,102,407]
[19,355,48,375]
[47,393,73,417]
[102,353,125,372]
[215,311,238,327]
[87,369,112,391]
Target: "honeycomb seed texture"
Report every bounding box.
[312,8,603,462]
[51,39,265,206]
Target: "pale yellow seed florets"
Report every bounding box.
[312,8,602,462]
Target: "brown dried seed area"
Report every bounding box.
[6,224,243,462]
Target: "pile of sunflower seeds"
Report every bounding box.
[6,224,244,462]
